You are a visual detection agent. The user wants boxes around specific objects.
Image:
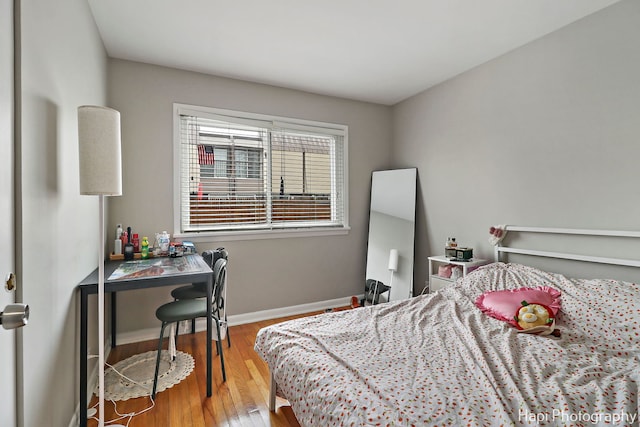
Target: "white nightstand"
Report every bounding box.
[427,256,489,293]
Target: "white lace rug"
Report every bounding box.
[96,350,195,401]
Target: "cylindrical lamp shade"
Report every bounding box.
[78,106,122,196]
[388,249,399,272]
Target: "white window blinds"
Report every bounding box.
[176,106,347,233]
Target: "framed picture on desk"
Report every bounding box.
[108,256,205,281]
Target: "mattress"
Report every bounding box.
[254,262,640,426]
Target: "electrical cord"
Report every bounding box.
[88,355,156,426]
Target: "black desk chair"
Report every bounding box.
[170,249,231,349]
[361,279,391,306]
[151,258,227,398]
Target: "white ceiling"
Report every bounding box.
[88,0,620,106]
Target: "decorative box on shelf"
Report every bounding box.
[444,247,473,260]
[454,247,473,260]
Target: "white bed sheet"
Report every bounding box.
[255,262,640,426]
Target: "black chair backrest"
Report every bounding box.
[365,278,390,294]
[364,279,390,305]
[212,258,227,308]
[203,248,228,269]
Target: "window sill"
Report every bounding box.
[174,226,350,243]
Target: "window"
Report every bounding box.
[174,104,348,236]
[199,147,261,179]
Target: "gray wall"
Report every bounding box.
[107,59,392,333]
[393,0,640,287]
[18,0,108,425]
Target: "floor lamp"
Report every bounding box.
[78,106,122,427]
[388,249,398,300]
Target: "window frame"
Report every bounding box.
[173,103,350,242]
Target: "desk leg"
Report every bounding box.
[80,288,89,427]
[111,292,116,348]
[206,277,212,397]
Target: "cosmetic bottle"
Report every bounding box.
[124,227,134,260]
[132,233,140,253]
[114,239,122,255]
[114,224,123,255]
[121,230,128,250]
[445,237,458,258]
[141,237,149,259]
[158,231,170,255]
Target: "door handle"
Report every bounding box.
[0,304,29,330]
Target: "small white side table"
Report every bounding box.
[427,256,489,293]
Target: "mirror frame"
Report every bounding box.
[365,168,417,303]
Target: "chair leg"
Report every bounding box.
[152,322,168,399]
[214,318,226,382]
[170,322,179,361]
[191,318,196,334]
[214,306,231,348]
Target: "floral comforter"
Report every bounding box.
[254,263,639,426]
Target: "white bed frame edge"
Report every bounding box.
[269,372,277,411]
[494,225,640,268]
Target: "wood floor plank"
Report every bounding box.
[245,359,271,409]
[85,308,347,426]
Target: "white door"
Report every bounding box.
[1,0,18,425]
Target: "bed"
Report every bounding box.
[254,227,640,426]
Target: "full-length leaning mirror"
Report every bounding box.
[365,168,417,303]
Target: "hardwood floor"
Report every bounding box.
[86,310,335,427]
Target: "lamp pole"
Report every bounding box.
[78,105,122,427]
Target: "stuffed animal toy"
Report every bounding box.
[514,301,560,337]
[475,287,562,337]
[489,225,507,245]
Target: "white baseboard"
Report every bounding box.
[115,295,359,346]
[227,295,357,326]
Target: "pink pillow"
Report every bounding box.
[475,287,561,326]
